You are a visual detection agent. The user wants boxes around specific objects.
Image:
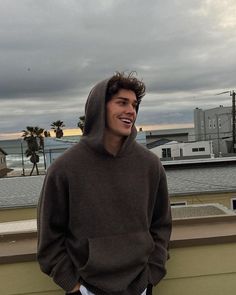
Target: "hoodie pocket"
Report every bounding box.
[79,231,154,292]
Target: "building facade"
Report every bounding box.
[0,148,8,177]
[146,128,195,145]
[194,106,234,155]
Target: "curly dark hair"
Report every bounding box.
[106,71,146,106]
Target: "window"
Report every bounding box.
[218,118,221,128]
[171,202,187,207]
[213,118,216,128]
[192,147,205,152]
[231,198,236,210]
[209,119,212,129]
[162,148,171,158]
[201,120,204,129]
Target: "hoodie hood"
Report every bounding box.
[80,77,137,156]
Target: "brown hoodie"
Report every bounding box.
[37,78,172,294]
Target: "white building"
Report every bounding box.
[150,140,213,160]
[146,128,195,147]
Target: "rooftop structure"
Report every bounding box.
[0,175,44,208]
[166,165,236,195]
[171,203,234,219]
[162,155,236,167]
[146,128,195,145]
[1,165,236,209]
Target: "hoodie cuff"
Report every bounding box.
[51,254,79,292]
[148,262,166,286]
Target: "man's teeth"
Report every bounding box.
[121,118,132,124]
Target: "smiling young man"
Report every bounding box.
[37,72,172,295]
[104,89,137,155]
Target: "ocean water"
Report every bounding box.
[0,138,45,173]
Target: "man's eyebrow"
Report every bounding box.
[116,97,138,104]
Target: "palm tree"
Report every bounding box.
[77,115,85,134]
[22,126,45,176]
[51,120,65,138]
[44,130,51,137]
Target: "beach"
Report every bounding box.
[0,138,46,176]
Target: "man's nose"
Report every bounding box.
[126,104,136,114]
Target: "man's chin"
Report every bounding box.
[120,130,132,137]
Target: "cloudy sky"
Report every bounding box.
[1,0,236,138]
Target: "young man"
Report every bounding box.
[37,72,172,295]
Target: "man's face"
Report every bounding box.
[105,89,137,139]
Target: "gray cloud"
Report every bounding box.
[0,0,236,135]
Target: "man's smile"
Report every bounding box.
[119,117,133,125]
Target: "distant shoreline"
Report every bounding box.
[0,124,194,140]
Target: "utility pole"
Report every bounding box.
[231,90,236,153]
[216,90,236,154]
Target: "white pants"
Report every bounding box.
[80,285,147,295]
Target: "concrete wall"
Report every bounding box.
[154,242,236,295]
[1,215,236,295]
[0,207,36,222]
[0,242,236,295]
[0,262,64,295]
[194,108,205,141]
[170,191,236,211]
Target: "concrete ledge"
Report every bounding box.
[0,219,36,235]
[1,215,236,264]
[0,238,36,264]
[0,219,37,264]
[171,215,236,247]
[1,216,236,295]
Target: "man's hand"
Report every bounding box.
[68,283,81,293]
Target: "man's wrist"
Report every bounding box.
[68,283,81,293]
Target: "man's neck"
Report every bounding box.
[103,131,125,156]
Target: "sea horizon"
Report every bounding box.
[0,138,45,173]
[0,123,194,141]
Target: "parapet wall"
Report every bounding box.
[1,215,236,295]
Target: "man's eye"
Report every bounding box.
[118,101,126,105]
